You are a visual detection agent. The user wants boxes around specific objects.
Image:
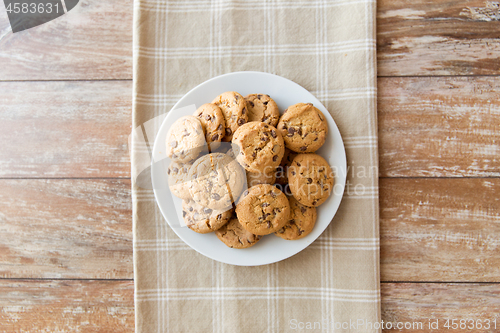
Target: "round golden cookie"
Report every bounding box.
[246,168,276,187]
[167,160,192,200]
[188,153,245,211]
[215,217,261,249]
[232,122,284,173]
[275,196,317,240]
[244,94,280,127]
[275,148,298,186]
[166,116,206,163]
[236,184,290,235]
[212,91,248,142]
[287,153,334,207]
[182,199,233,234]
[277,103,328,153]
[193,103,226,152]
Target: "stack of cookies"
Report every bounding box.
[165,91,334,249]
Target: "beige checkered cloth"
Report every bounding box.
[132,0,379,332]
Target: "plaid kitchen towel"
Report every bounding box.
[132,0,379,332]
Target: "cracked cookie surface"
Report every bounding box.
[188,153,245,211]
[277,103,328,153]
[167,160,192,199]
[182,199,232,234]
[287,153,334,207]
[215,217,261,249]
[212,91,248,142]
[244,94,280,127]
[193,103,226,152]
[166,115,206,163]
[232,121,284,173]
[275,196,317,240]
[236,184,290,235]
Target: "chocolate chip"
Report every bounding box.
[188,206,193,212]
[237,118,246,126]
[252,152,257,158]
[211,134,219,141]
[307,178,312,184]
[205,114,212,121]
[235,95,239,101]
[313,138,318,141]
[249,101,254,107]
[288,127,295,135]
[289,219,295,224]
[273,155,278,162]
[216,214,222,220]
[182,210,186,217]
[167,169,171,175]
[203,208,213,214]
[291,171,296,175]
[312,200,317,205]
[211,193,221,200]
[218,124,223,131]
[170,141,178,148]
[298,127,302,136]
[267,221,272,228]
[281,124,287,130]
[300,207,306,214]
[270,191,277,198]
[242,107,246,115]
[300,146,307,151]
[225,128,232,136]
[262,202,269,207]
[263,131,269,137]
[271,130,277,138]
[172,167,178,173]
[261,137,267,141]
[257,94,262,99]
[262,115,269,122]
[263,101,268,105]
[296,162,301,167]
[307,103,313,106]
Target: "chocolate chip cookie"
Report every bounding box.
[275,196,317,240]
[212,91,248,142]
[287,153,334,207]
[167,160,192,199]
[182,199,233,234]
[193,103,226,152]
[231,121,284,173]
[277,103,328,153]
[236,184,290,235]
[246,168,276,187]
[244,94,280,127]
[188,153,245,211]
[166,115,206,163]
[215,217,261,249]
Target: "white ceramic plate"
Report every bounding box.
[151,71,346,266]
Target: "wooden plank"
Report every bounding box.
[382,283,500,332]
[380,178,500,282]
[379,76,500,177]
[1,280,498,332]
[2,77,499,179]
[0,179,132,279]
[1,177,498,282]
[0,0,133,81]
[1,0,499,80]
[0,279,134,333]
[378,0,500,76]
[0,81,131,178]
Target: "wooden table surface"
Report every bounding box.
[1,0,499,332]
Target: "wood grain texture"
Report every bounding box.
[380,178,500,282]
[0,0,133,81]
[382,283,500,332]
[0,279,134,333]
[379,76,500,177]
[378,0,500,76]
[0,179,132,279]
[0,81,131,178]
